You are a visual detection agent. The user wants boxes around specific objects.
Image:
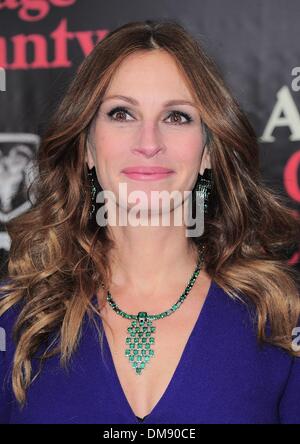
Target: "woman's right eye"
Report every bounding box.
[107,106,134,121]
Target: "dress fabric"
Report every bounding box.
[0,279,299,424]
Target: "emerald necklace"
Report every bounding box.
[102,244,205,375]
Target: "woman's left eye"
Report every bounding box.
[165,111,193,124]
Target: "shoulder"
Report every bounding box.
[208,280,258,330]
[278,353,300,423]
[0,278,23,342]
[209,280,295,363]
[0,277,25,373]
[0,277,23,423]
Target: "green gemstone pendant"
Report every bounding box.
[125,312,156,375]
[103,244,205,378]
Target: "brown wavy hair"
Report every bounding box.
[1,19,300,408]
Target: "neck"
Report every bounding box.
[103,223,201,303]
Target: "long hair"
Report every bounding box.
[1,19,300,408]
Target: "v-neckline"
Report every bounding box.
[92,279,216,424]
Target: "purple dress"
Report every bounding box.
[0,279,299,424]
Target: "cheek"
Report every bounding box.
[93,126,124,162]
[170,132,203,164]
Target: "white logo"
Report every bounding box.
[0,133,40,251]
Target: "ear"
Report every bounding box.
[86,138,95,170]
[199,145,211,175]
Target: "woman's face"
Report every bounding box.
[86,49,210,214]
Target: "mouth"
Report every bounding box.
[121,166,175,181]
[121,171,175,181]
[122,166,174,174]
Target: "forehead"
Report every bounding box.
[103,50,196,103]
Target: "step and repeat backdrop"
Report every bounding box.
[0,0,299,277]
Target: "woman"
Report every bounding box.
[0,19,300,424]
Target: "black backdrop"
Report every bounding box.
[0,0,300,277]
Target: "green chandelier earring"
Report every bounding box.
[196,168,213,215]
[88,166,98,219]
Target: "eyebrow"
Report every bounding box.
[101,94,198,108]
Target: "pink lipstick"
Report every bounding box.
[121,166,175,181]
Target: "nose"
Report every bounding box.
[131,122,165,158]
